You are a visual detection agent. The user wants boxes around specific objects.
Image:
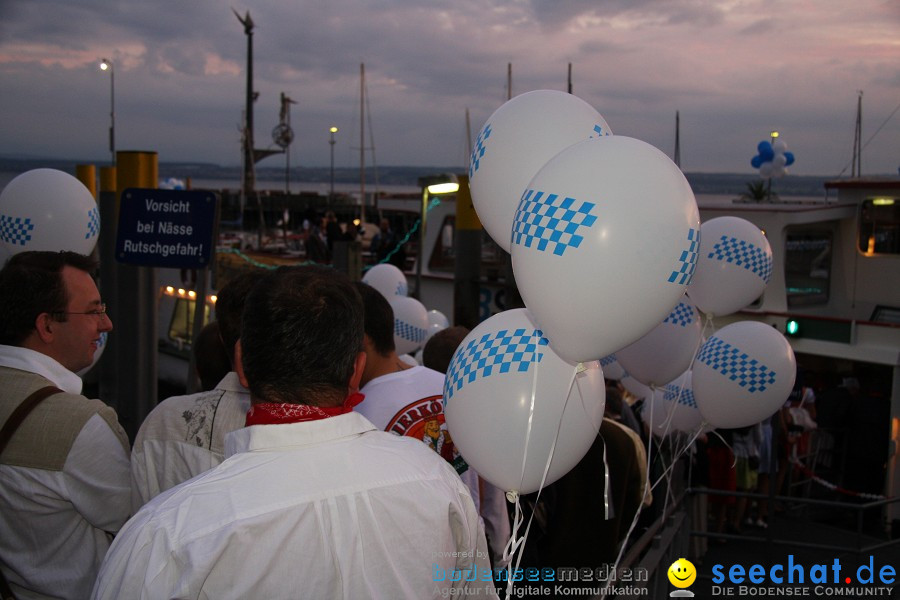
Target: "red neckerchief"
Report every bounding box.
[245,392,365,426]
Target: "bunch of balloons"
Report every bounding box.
[361,263,450,356]
[751,139,796,179]
[443,89,702,494]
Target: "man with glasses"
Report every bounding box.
[0,251,130,600]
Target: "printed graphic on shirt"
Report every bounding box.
[385,395,469,475]
[180,390,226,448]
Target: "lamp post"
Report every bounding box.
[329,126,338,203]
[416,174,460,299]
[767,129,779,201]
[99,59,115,165]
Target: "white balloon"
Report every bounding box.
[398,353,419,367]
[759,162,774,178]
[426,309,450,329]
[389,295,429,355]
[469,90,612,252]
[511,135,700,363]
[620,372,654,402]
[643,371,704,435]
[424,322,445,342]
[362,263,408,298]
[773,154,787,168]
[0,169,100,256]
[693,321,796,428]
[443,308,605,493]
[772,140,788,154]
[686,216,773,317]
[615,298,702,387]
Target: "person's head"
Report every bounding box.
[0,250,112,372]
[214,269,268,366]
[237,266,365,407]
[193,321,231,391]
[422,326,470,374]
[353,281,395,357]
[379,218,390,233]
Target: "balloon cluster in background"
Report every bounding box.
[361,263,449,357]
[159,177,186,190]
[751,139,796,179]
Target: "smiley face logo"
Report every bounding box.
[668,558,696,588]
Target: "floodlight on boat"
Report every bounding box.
[425,174,460,195]
[873,198,895,206]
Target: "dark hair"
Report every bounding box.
[423,326,470,374]
[353,281,395,356]
[194,321,231,391]
[215,269,267,361]
[240,266,364,406]
[0,251,97,345]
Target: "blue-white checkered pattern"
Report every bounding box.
[663,302,696,328]
[511,190,597,256]
[444,328,550,403]
[591,123,611,137]
[86,207,100,240]
[0,215,35,246]
[708,235,773,283]
[600,354,617,367]
[668,228,699,285]
[696,337,777,393]
[396,280,408,296]
[395,319,426,345]
[469,124,492,177]
[663,383,697,408]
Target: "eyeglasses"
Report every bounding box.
[52,303,108,319]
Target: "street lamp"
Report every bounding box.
[99,58,115,165]
[767,130,779,201]
[415,173,460,299]
[329,126,338,203]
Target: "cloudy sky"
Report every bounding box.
[1,0,898,176]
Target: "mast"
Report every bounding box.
[852,91,863,178]
[674,110,681,169]
[567,63,573,94]
[360,63,366,225]
[235,9,255,213]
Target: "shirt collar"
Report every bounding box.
[224,411,378,458]
[216,371,248,394]
[0,344,83,394]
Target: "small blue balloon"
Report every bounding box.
[758,141,774,162]
[784,151,795,166]
[751,156,762,168]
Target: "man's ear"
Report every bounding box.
[349,351,367,393]
[34,313,55,344]
[234,340,250,389]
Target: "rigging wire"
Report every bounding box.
[837,97,900,177]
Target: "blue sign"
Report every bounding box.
[115,188,217,268]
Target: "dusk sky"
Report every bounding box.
[1,0,898,177]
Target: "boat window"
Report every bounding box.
[785,230,832,308]
[427,215,506,281]
[858,198,900,255]
[168,298,212,345]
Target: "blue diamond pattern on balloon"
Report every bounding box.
[663,383,697,408]
[0,215,35,246]
[591,123,611,137]
[708,235,773,283]
[511,190,598,257]
[663,302,696,327]
[444,328,550,404]
[668,227,699,285]
[86,206,100,240]
[469,123,492,177]
[696,337,777,393]
[600,354,617,367]
[395,318,426,344]
[396,280,407,296]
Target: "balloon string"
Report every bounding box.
[516,329,542,493]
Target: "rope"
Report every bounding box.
[789,455,888,501]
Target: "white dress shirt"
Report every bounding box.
[93,412,498,599]
[0,345,130,600]
[130,371,250,510]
